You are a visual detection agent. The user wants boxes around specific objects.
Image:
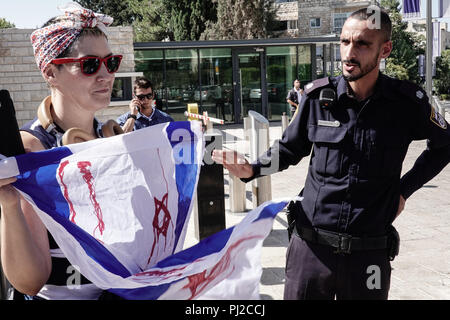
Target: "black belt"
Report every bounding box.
[294,226,389,254]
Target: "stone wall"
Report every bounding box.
[297,0,371,37]
[0,26,135,127]
[276,2,298,21]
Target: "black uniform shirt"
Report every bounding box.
[247,74,450,237]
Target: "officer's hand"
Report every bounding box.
[0,177,20,209]
[212,150,253,179]
[129,98,140,115]
[395,195,406,218]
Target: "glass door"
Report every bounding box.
[232,49,266,123]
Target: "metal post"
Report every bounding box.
[426,0,433,98]
[281,112,289,134]
[228,117,250,213]
[243,116,252,143]
[248,110,272,208]
[194,132,226,240]
[229,173,246,212]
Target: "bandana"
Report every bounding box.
[30,2,114,73]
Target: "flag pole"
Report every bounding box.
[426,0,433,98]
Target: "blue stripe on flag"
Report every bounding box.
[15,147,73,174]
[403,0,420,16]
[165,121,199,252]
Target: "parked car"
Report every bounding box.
[182,86,195,102]
[194,85,222,102]
[247,82,286,102]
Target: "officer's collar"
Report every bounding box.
[337,72,389,102]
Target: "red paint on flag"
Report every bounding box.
[77,161,105,237]
[58,160,77,224]
[147,149,173,265]
[183,235,262,299]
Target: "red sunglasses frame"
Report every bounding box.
[51,55,123,76]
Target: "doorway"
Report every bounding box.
[232,48,267,123]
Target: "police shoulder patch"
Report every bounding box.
[430,107,448,130]
[398,81,428,104]
[304,77,330,95]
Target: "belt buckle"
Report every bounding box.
[334,233,352,254]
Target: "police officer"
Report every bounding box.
[212,7,450,300]
[286,79,304,118]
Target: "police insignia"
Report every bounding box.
[416,90,424,99]
[430,108,448,129]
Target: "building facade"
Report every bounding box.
[275,0,377,37]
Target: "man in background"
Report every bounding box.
[117,77,173,133]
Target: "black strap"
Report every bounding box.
[295,226,388,254]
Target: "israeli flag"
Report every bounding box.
[403,0,421,19]
[0,121,288,299]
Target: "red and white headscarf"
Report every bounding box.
[31,2,114,73]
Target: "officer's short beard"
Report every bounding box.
[343,51,381,82]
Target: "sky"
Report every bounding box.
[1,0,449,29]
[2,0,67,29]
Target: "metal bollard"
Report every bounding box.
[229,173,246,212]
[227,120,248,213]
[243,116,252,143]
[248,110,272,208]
[194,131,226,240]
[281,112,289,135]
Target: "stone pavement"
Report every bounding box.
[184,114,450,300]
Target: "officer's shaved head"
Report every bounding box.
[348,6,392,42]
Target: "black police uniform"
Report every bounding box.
[244,73,450,300]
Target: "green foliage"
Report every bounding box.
[0,18,15,29]
[75,0,147,26]
[384,60,409,80]
[76,0,217,42]
[130,0,171,42]
[434,49,450,98]
[166,0,217,41]
[381,0,425,83]
[201,0,277,40]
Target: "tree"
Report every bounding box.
[380,0,425,83]
[0,18,15,29]
[75,0,217,42]
[201,0,277,40]
[434,49,450,100]
[75,0,147,26]
[165,0,217,41]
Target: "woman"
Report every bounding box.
[0,3,122,299]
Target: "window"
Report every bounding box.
[199,48,233,123]
[333,13,350,33]
[288,20,298,30]
[310,18,321,28]
[111,77,131,101]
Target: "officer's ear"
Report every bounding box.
[380,40,393,59]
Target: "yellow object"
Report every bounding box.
[187,103,199,121]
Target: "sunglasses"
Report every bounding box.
[52,55,123,76]
[135,93,154,101]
